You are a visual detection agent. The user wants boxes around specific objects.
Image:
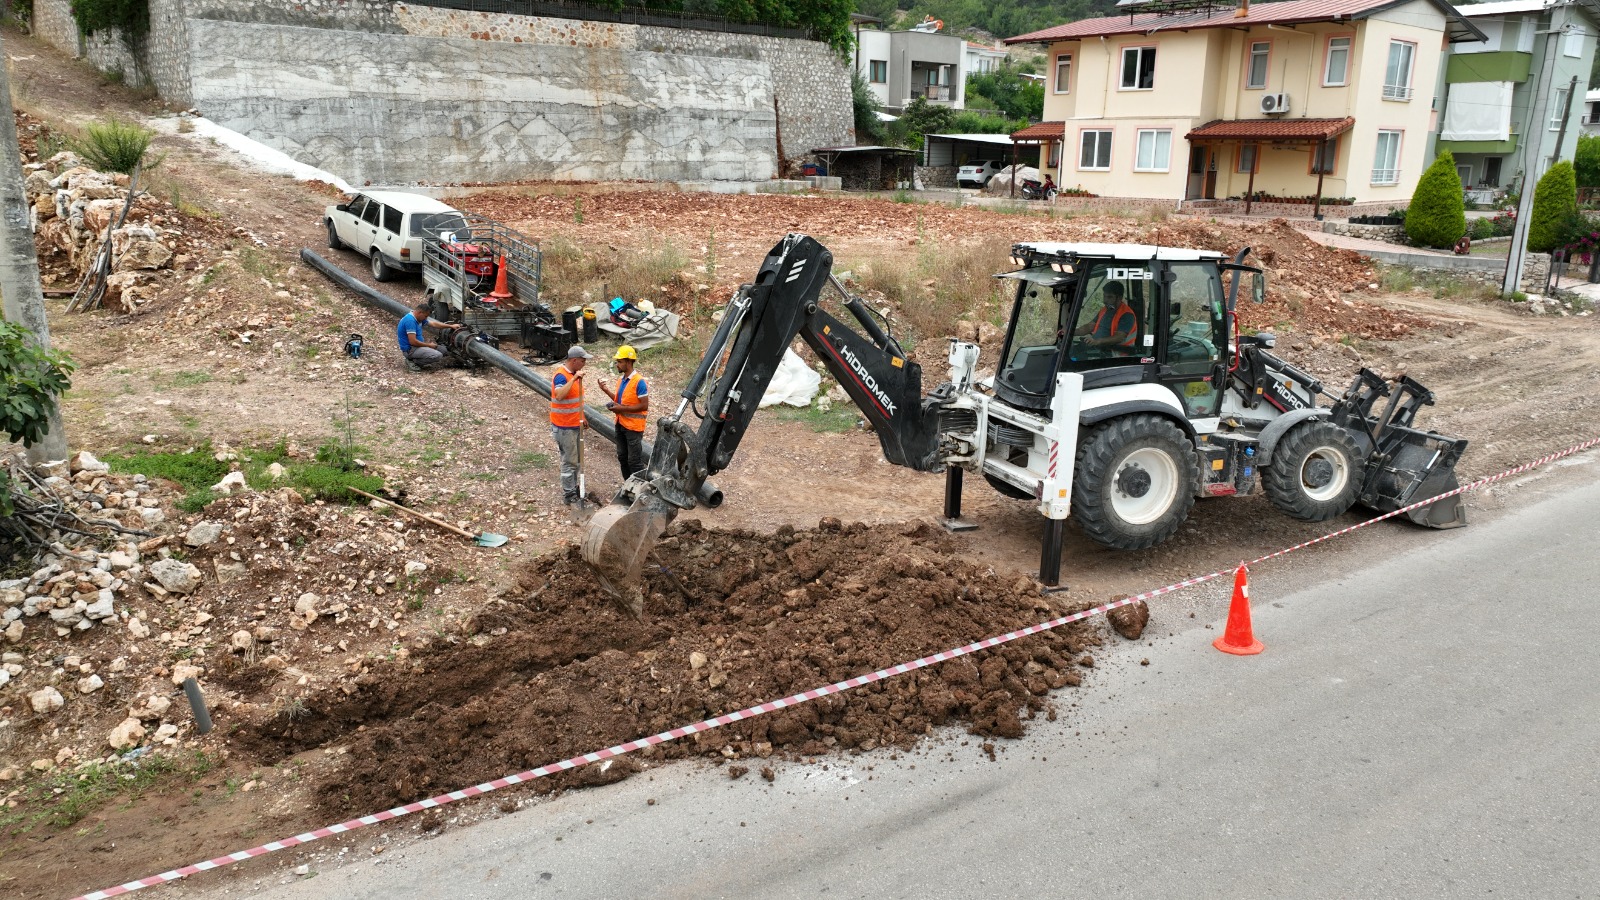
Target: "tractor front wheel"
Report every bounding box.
[1263,419,1363,521]
[1073,415,1197,550]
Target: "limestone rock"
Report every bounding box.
[212,471,248,495]
[230,630,254,652]
[171,663,202,686]
[69,450,110,474]
[108,717,147,750]
[78,674,105,694]
[294,592,320,616]
[127,616,150,638]
[118,239,173,271]
[4,620,22,642]
[404,561,427,577]
[139,507,166,525]
[185,521,224,547]
[150,559,202,594]
[84,590,116,620]
[29,686,64,713]
[265,462,288,481]
[133,694,172,720]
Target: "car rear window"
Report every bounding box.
[410,212,470,240]
[383,205,402,233]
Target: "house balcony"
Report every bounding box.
[1436,131,1520,156]
[1445,50,1533,84]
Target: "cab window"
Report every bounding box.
[1067,263,1148,366]
[1162,262,1224,374]
[997,274,1068,396]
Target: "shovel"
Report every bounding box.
[350,488,510,548]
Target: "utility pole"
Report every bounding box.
[0,33,68,463]
[1502,17,1567,296]
[1551,74,1579,170]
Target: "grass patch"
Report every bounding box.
[850,236,1013,345]
[105,440,383,506]
[0,751,221,836]
[539,233,689,309]
[511,451,550,472]
[169,370,212,387]
[768,400,861,433]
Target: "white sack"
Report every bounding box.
[758,348,823,408]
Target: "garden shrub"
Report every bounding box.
[1528,161,1577,254]
[1404,152,1467,248]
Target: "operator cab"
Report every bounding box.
[993,243,1238,418]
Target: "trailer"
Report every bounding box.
[421,214,558,346]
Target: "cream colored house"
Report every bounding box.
[1005,0,1485,211]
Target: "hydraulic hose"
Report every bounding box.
[300,249,723,508]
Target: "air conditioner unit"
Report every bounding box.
[1260,93,1291,115]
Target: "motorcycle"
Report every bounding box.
[1019,178,1058,201]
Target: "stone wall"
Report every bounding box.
[187,19,779,184]
[916,165,957,189]
[31,0,78,53]
[1321,222,1404,240]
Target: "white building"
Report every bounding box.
[855,21,967,112]
[965,41,1009,76]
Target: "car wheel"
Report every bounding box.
[370,250,394,283]
[1072,415,1197,550]
[326,220,345,251]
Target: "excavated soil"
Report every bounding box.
[235,519,1101,815]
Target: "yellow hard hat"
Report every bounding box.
[614,345,638,361]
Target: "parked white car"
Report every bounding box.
[957,160,1003,187]
[325,191,469,282]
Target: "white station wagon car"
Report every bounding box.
[325,191,469,282]
[957,159,1002,187]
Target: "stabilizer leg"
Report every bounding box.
[941,467,979,532]
[1039,517,1065,587]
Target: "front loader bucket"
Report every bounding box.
[579,492,678,618]
[1357,430,1469,529]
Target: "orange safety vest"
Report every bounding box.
[613,371,648,433]
[1091,302,1138,348]
[550,363,584,428]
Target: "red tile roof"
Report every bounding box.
[1005,0,1482,44]
[1011,121,1066,141]
[1186,116,1356,142]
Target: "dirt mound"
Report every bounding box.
[237,519,1101,814]
[458,190,1418,342]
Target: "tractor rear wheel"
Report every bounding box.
[1263,420,1363,521]
[1073,415,1197,550]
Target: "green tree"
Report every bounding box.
[888,96,956,150]
[1575,133,1600,188]
[1404,151,1467,249]
[1528,159,1578,253]
[0,320,72,452]
[851,69,887,144]
[966,60,1044,121]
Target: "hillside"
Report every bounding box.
[856,0,1122,41]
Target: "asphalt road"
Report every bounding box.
[205,466,1600,900]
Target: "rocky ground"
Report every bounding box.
[1,26,1597,900]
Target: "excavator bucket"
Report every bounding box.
[578,493,677,618]
[1332,370,1469,530]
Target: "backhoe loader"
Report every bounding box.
[581,234,1467,615]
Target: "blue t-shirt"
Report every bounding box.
[397,313,424,353]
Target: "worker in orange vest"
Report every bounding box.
[1076,281,1139,349]
[599,345,649,480]
[550,346,591,505]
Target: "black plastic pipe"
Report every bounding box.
[300,249,723,508]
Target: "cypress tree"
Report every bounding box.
[1404,152,1467,249]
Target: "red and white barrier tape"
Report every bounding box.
[72,436,1600,900]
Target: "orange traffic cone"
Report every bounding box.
[488,254,513,301]
[1213,564,1264,656]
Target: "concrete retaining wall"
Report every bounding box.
[28,0,851,185]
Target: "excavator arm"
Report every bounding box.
[581,234,947,614]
